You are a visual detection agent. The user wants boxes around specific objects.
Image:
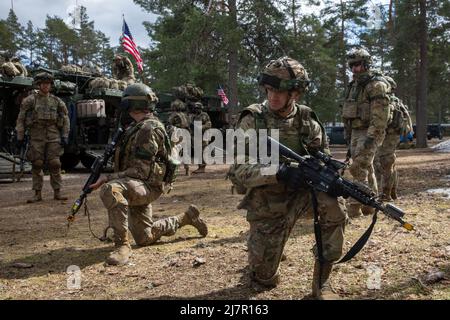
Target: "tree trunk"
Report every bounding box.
[340,0,348,89]
[416,0,428,148]
[292,0,298,38]
[227,0,239,116]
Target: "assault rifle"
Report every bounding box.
[67,126,124,225]
[268,136,413,231]
[17,132,30,181]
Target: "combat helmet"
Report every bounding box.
[192,101,203,113]
[258,56,310,92]
[121,83,159,112]
[171,99,186,112]
[347,47,372,69]
[34,72,54,85]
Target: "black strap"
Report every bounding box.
[311,188,379,265]
[336,210,378,264]
[310,189,324,287]
[311,189,324,263]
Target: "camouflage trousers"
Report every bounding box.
[246,191,346,286]
[348,129,385,207]
[100,177,183,246]
[26,140,63,191]
[374,131,399,198]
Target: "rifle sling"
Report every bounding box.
[336,210,378,264]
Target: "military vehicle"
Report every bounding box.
[0,74,33,180]
[156,92,231,130]
[1,69,232,178]
[0,67,124,174]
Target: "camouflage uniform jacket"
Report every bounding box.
[112,56,135,80]
[192,111,212,131]
[15,91,70,142]
[108,114,169,186]
[342,71,391,142]
[168,111,190,130]
[229,101,326,220]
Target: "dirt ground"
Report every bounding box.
[0,142,449,300]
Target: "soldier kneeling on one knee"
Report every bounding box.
[89,83,208,266]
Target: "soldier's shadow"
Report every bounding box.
[0,246,111,280]
[0,235,211,281]
[143,266,274,300]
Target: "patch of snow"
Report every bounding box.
[426,188,450,197]
[432,140,450,153]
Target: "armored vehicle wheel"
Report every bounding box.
[61,153,80,170]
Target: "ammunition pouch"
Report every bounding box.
[226,165,247,195]
[342,101,358,119]
[358,102,371,124]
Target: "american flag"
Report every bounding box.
[121,19,143,72]
[217,85,229,105]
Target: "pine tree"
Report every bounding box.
[3,9,23,57]
[23,21,38,65]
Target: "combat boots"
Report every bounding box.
[379,187,393,202]
[311,260,340,300]
[347,204,362,218]
[27,190,42,203]
[54,189,68,200]
[192,165,206,174]
[391,188,398,200]
[106,233,131,266]
[177,204,208,237]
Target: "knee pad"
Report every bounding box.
[48,158,61,171]
[32,159,44,169]
[100,183,128,210]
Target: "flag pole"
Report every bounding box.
[121,15,146,85]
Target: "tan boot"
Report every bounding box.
[391,188,398,200]
[177,204,208,237]
[347,204,362,218]
[27,190,42,203]
[184,164,190,176]
[379,187,392,202]
[54,189,68,200]
[106,233,131,266]
[311,260,340,300]
[106,245,132,266]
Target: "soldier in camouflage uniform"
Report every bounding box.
[342,48,391,218]
[15,72,70,203]
[191,102,212,174]
[374,76,412,201]
[89,83,208,266]
[112,55,136,85]
[168,99,191,175]
[228,57,346,299]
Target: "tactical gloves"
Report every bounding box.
[276,163,305,190]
